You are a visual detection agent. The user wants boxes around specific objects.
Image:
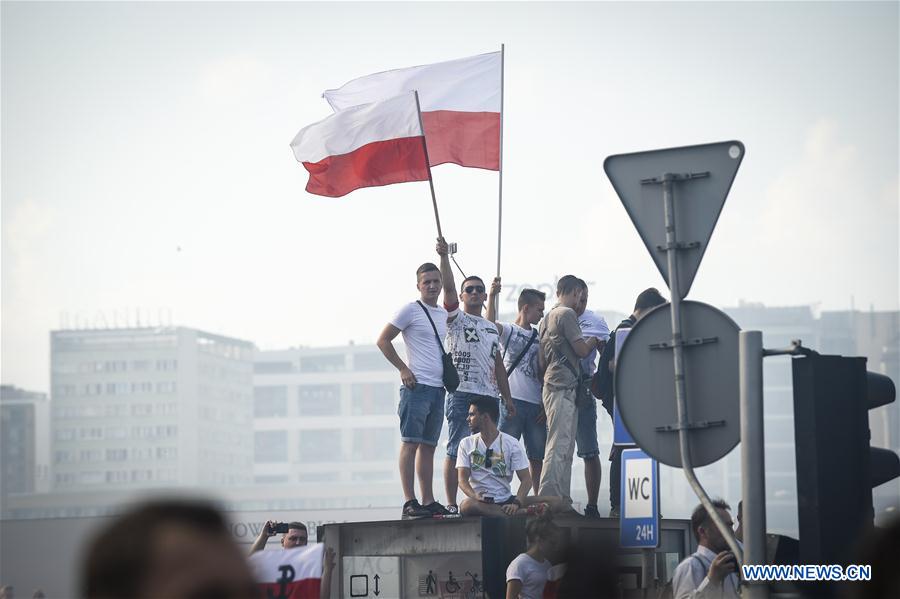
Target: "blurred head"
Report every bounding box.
[691,498,733,553]
[466,397,499,433]
[633,288,667,320]
[0,586,13,599]
[556,275,583,309]
[517,289,546,325]
[525,513,561,555]
[416,263,442,304]
[282,522,308,548]
[460,276,487,310]
[81,499,255,599]
[574,279,589,316]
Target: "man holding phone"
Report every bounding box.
[249,520,308,554]
[672,499,741,598]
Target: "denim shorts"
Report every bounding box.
[398,383,445,446]
[446,391,498,458]
[575,397,600,459]
[498,398,547,460]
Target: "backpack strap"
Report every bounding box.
[506,328,538,377]
[416,301,447,355]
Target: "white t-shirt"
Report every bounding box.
[506,553,552,599]
[446,311,501,396]
[577,309,610,377]
[456,431,528,502]
[390,301,448,388]
[498,322,542,404]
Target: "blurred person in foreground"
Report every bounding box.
[81,499,257,599]
[249,520,308,554]
[506,513,562,599]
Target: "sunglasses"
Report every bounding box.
[464,285,486,294]
[485,448,494,468]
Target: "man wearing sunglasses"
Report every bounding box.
[457,397,566,517]
[437,238,515,515]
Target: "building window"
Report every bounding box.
[105,470,129,483]
[297,471,339,483]
[351,428,394,461]
[156,447,178,460]
[254,386,288,417]
[131,447,153,460]
[155,381,177,394]
[351,471,392,482]
[105,426,128,439]
[55,428,76,441]
[353,352,392,371]
[298,429,340,462]
[351,383,395,415]
[254,431,288,463]
[80,471,104,484]
[255,475,289,484]
[106,449,128,461]
[297,385,340,416]
[254,361,294,374]
[54,450,74,464]
[299,354,345,373]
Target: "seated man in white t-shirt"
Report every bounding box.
[456,397,568,517]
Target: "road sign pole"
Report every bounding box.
[641,549,655,590]
[661,174,744,564]
[740,331,769,599]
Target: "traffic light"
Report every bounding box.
[791,354,899,566]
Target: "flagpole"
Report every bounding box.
[496,43,505,277]
[414,91,443,239]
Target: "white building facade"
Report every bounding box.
[50,327,255,493]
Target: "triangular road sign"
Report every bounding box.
[604,141,744,299]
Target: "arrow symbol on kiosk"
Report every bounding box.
[373,574,380,596]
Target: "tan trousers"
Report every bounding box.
[538,385,578,503]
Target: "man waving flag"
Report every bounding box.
[323,51,501,171]
[290,92,429,198]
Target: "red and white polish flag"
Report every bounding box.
[323,52,501,171]
[290,92,429,198]
[248,543,323,599]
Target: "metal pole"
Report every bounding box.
[662,173,744,563]
[496,43,505,277]
[414,90,443,238]
[641,549,655,591]
[740,330,769,599]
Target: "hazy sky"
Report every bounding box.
[3,1,898,392]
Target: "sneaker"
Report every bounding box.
[446,504,459,515]
[402,499,432,520]
[583,504,601,519]
[423,501,451,516]
[609,506,620,518]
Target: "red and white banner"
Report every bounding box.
[248,544,323,599]
[290,92,429,197]
[323,52,501,171]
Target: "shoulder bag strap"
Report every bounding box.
[416,300,447,355]
[506,329,538,377]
